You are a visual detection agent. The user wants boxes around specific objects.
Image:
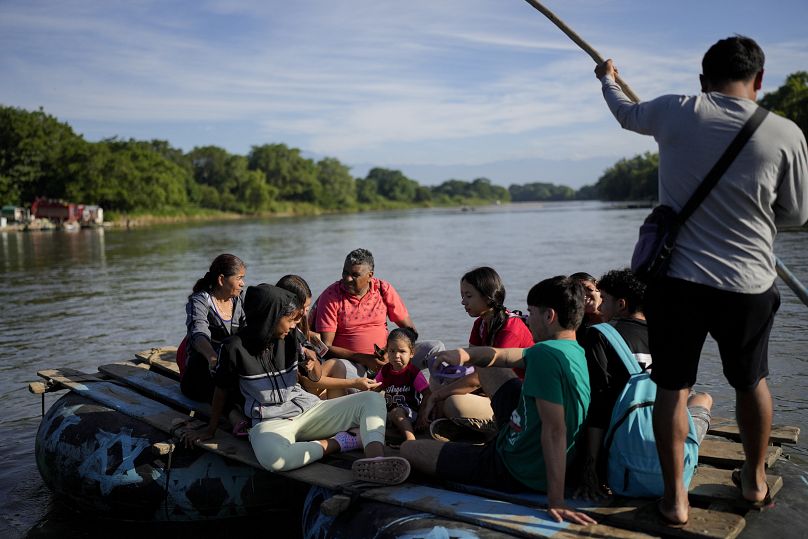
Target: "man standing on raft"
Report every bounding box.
[596,36,807,524]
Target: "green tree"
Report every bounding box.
[0,106,84,205]
[189,146,234,192]
[95,139,191,211]
[356,177,379,204]
[367,167,419,202]
[590,152,659,201]
[238,169,276,212]
[575,184,599,200]
[63,141,119,207]
[316,157,356,209]
[509,182,574,201]
[248,144,320,202]
[431,179,468,200]
[759,71,808,136]
[415,185,432,203]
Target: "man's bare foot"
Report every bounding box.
[656,498,688,527]
[732,466,773,508]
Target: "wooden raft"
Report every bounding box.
[124,351,795,537]
[37,367,654,539]
[34,353,800,539]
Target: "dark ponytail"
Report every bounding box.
[461,266,507,346]
[192,254,245,294]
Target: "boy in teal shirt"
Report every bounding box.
[402,276,593,526]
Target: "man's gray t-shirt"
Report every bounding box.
[602,77,808,293]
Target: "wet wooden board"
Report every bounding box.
[443,465,781,515]
[36,368,654,539]
[689,467,782,509]
[595,501,745,539]
[98,362,211,419]
[698,439,781,469]
[708,416,799,445]
[446,482,748,539]
[363,484,655,539]
[134,347,180,380]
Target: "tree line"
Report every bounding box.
[0,106,585,213]
[0,106,518,214]
[1,72,803,212]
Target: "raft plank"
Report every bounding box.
[28,381,50,394]
[134,347,180,380]
[447,464,780,517]
[708,416,799,445]
[689,467,782,509]
[98,362,211,418]
[36,367,265,468]
[445,483,746,539]
[699,439,781,469]
[36,367,658,538]
[364,484,655,539]
[594,501,745,539]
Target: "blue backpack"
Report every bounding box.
[594,323,700,497]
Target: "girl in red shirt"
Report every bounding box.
[423,267,534,438]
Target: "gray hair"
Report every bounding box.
[345,248,374,271]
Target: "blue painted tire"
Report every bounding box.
[36,392,305,521]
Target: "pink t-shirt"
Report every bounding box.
[375,362,429,411]
[469,313,534,379]
[315,278,409,354]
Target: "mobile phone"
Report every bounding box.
[309,335,329,358]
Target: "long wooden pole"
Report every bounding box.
[521,0,640,103]
[523,0,808,308]
[776,257,808,306]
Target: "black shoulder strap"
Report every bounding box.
[679,106,769,223]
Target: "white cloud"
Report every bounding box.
[1,0,806,176]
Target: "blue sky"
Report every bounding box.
[2,1,806,188]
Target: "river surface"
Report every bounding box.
[1,201,807,537]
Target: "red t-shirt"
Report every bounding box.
[314,278,409,354]
[468,313,534,379]
[375,362,429,411]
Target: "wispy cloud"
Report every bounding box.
[1,0,806,180]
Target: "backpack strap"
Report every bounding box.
[591,323,642,376]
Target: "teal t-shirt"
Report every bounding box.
[495,339,590,491]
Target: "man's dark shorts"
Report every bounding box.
[435,378,527,492]
[646,277,780,391]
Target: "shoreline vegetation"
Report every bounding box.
[1,72,804,224]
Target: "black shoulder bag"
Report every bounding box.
[631,106,769,282]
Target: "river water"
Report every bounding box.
[1,201,807,537]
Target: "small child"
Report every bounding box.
[375,328,431,442]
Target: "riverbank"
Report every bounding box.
[0,198,502,231]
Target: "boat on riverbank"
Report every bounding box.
[31,347,800,538]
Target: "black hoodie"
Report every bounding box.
[214,284,321,421]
